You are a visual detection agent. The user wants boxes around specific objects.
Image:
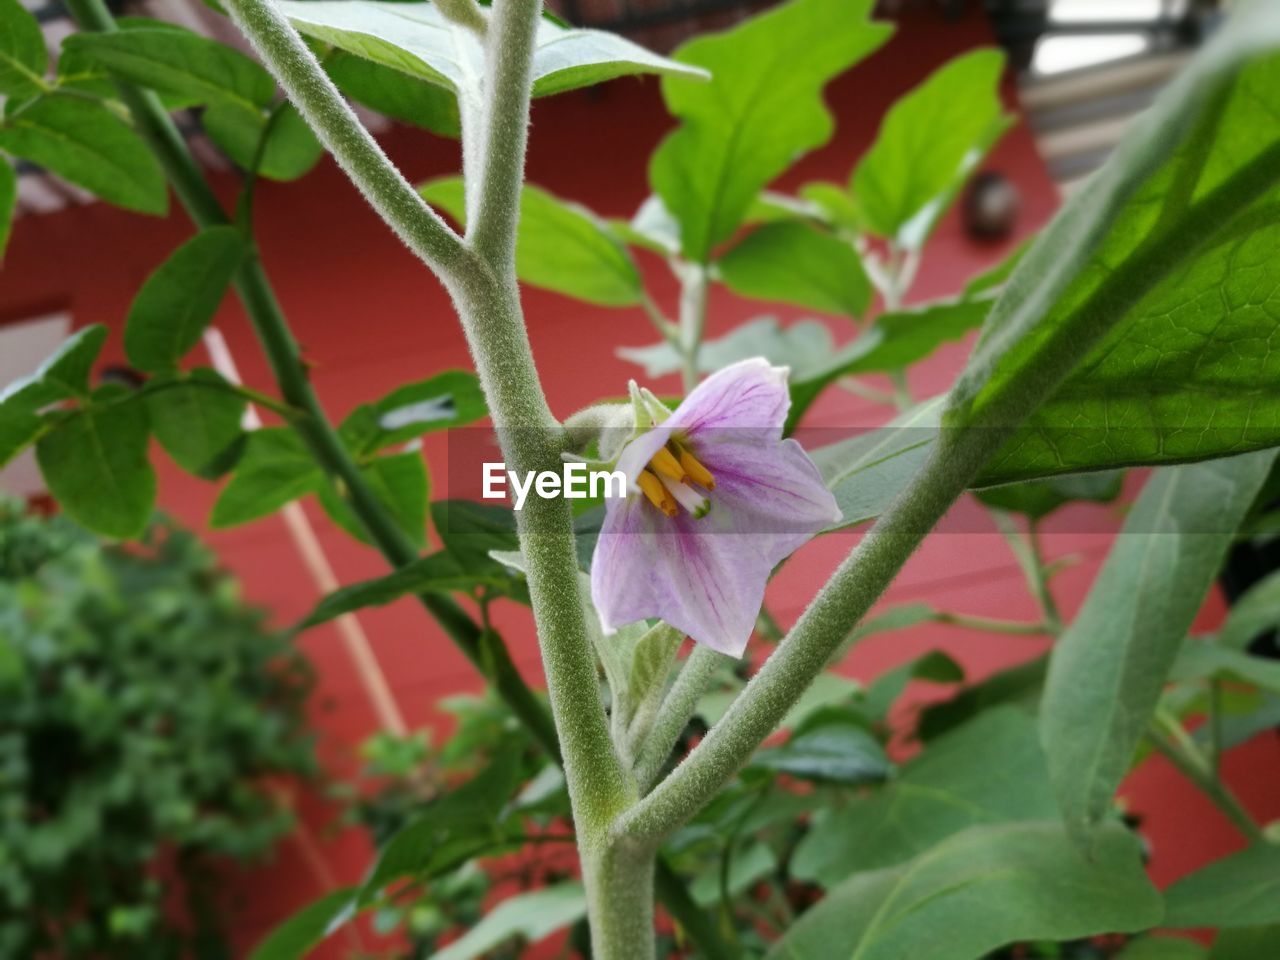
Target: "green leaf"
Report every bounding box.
[1164,845,1280,929]
[275,0,705,102]
[210,428,323,528]
[203,101,324,181]
[0,404,41,469]
[326,50,459,137]
[950,10,1280,481]
[338,370,487,454]
[652,0,890,261]
[769,822,1160,960]
[421,178,643,307]
[976,471,1123,520]
[917,655,1048,742]
[0,0,48,99]
[36,394,156,540]
[432,884,587,960]
[1218,569,1280,650]
[852,49,1011,247]
[248,888,357,960]
[611,194,682,256]
[1171,639,1280,693]
[791,708,1057,887]
[316,450,428,549]
[0,159,15,261]
[0,95,168,215]
[362,745,522,896]
[752,720,890,785]
[862,647,964,719]
[716,220,871,318]
[0,324,107,412]
[301,551,506,628]
[1040,450,1276,846]
[1209,927,1280,960]
[145,369,246,479]
[431,500,520,574]
[62,28,274,110]
[125,228,245,372]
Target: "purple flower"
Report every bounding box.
[590,359,841,658]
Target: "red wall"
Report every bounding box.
[3,5,1276,955]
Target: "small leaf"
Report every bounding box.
[63,27,274,110]
[211,428,323,528]
[302,552,507,628]
[769,822,1160,960]
[36,392,155,540]
[752,720,891,785]
[1170,640,1280,693]
[651,0,891,260]
[203,101,324,181]
[852,48,1011,246]
[125,228,245,372]
[717,220,871,318]
[326,50,459,137]
[432,884,587,960]
[0,95,168,215]
[1218,569,1280,650]
[1164,845,1280,929]
[421,178,644,307]
[0,0,49,99]
[976,471,1123,520]
[248,888,358,960]
[0,324,107,412]
[1040,451,1276,847]
[339,370,487,454]
[316,450,428,549]
[275,0,704,101]
[145,368,246,478]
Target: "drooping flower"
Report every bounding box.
[590,358,841,658]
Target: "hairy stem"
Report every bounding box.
[1147,724,1264,844]
[634,645,727,792]
[676,262,708,393]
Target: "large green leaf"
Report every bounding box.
[62,27,274,110]
[325,50,459,137]
[247,888,357,960]
[1164,845,1280,929]
[421,178,643,306]
[0,325,107,412]
[791,707,1057,888]
[0,95,168,215]
[36,393,155,540]
[716,221,871,319]
[1040,450,1276,846]
[203,101,324,182]
[852,49,1011,247]
[433,884,587,960]
[274,0,705,106]
[210,428,323,527]
[767,822,1160,960]
[338,370,487,454]
[125,228,245,373]
[651,0,891,261]
[145,369,246,478]
[0,0,48,99]
[949,8,1280,481]
[0,405,41,469]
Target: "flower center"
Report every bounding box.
[637,440,715,519]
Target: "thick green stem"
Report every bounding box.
[582,840,656,960]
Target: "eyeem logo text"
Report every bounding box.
[483,462,626,510]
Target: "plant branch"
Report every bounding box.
[676,262,708,392]
[1147,723,1264,844]
[634,645,727,792]
[222,0,473,284]
[617,137,1280,847]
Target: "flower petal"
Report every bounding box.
[667,358,790,440]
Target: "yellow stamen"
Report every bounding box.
[677,447,715,490]
[648,445,688,484]
[638,469,678,517]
